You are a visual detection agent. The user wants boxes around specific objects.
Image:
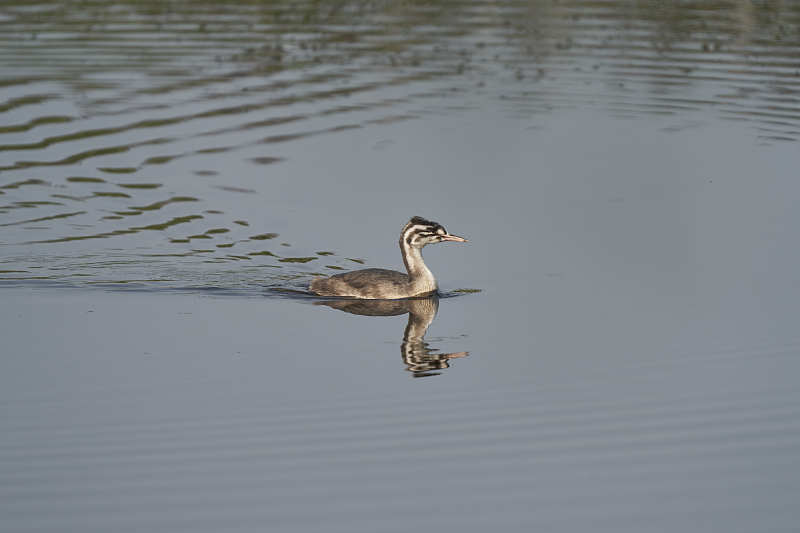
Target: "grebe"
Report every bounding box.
[309,216,467,299]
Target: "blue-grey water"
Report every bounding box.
[2,1,800,531]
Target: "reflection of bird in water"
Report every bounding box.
[309,217,467,299]
[315,296,468,378]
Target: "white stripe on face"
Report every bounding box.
[403,224,429,236]
[405,224,428,234]
[402,224,433,246]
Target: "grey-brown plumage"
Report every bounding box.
[309,216,467,299]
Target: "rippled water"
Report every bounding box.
[2,2,800,532]
[2,0,800,285]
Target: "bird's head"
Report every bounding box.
[401,216,467,249]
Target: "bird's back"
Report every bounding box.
[310,268,424,299]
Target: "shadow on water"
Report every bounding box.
[314,295,468,378]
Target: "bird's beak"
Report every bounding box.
[441,233,468,243]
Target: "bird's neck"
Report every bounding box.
[403,297,438,341]
[399,238,437,293]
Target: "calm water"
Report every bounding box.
[2,1,800,531]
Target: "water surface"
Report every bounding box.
[2,2,800,532]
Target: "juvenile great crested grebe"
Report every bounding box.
[309,216,467,299]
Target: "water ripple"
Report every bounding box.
[1,0,799,287]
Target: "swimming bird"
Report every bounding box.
[309,216,467,299]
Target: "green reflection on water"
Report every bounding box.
[98,167,138,174]
[93,192,131,198]
[0,211,88,227]
[143,155,177,165]
[5,201,62,209]
[133,214,204,231]
[117,183,162,189]
[1,138,174,171]
[278,257,317,263]
[130,197,198,211]
[0,115,72,134]
[0,94,53,113]
[67,177,106,183]
[0,179,49,190]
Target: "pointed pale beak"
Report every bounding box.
[441,233,468,243]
